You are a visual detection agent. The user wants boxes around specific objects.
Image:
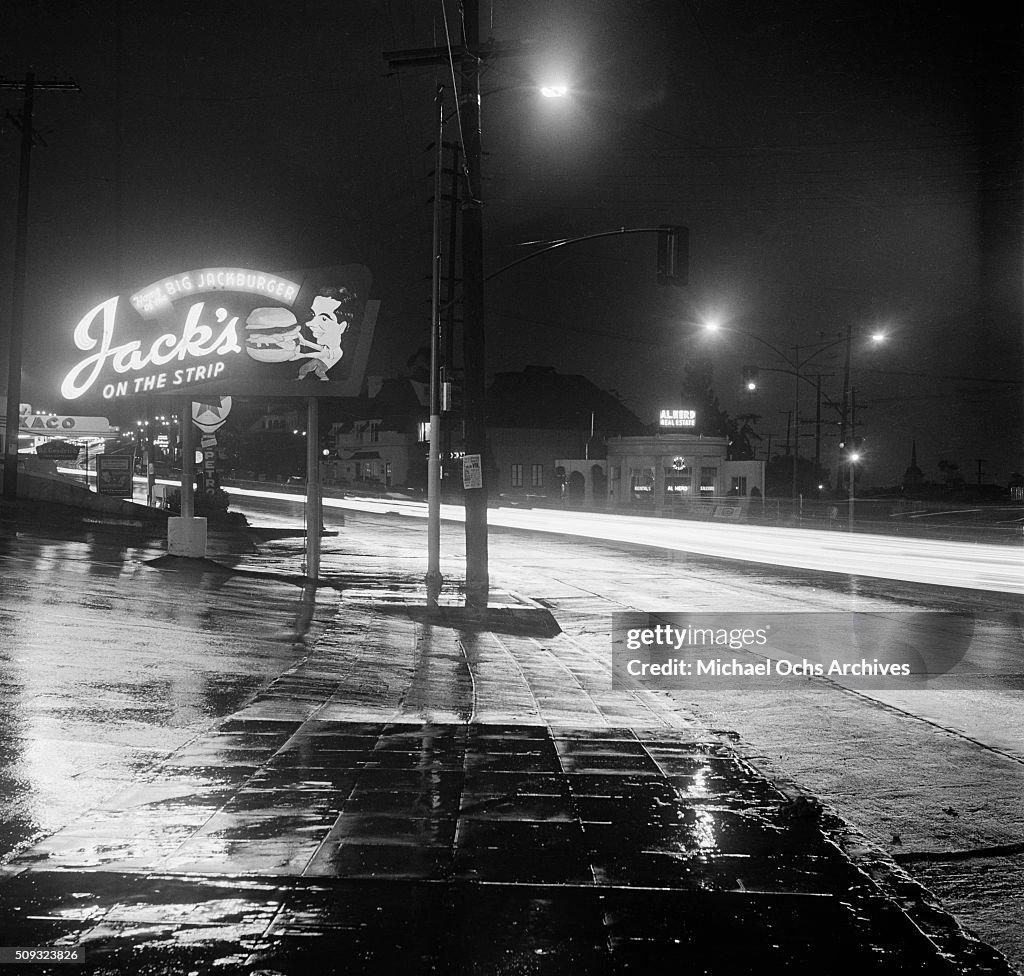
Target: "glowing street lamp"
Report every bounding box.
[423,76,572,607]
[847,449,861,531]
[703,318,887,512]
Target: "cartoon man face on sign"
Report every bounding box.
[294,290,352,382]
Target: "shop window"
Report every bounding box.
[629,466,655,502]
[700,467,718,494]
[664,465,690,500]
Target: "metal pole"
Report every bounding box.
[305,397,321,581]
[838,323,852,490]
[461,0,489,608]
[791,344,799,515]
[848,459,855,532]
[426,86,444,606]
[180,400,194,518]
[814,373,822,477]
[3,73,34,502]
[145,411,155,507]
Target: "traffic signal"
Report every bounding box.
[657,225,688,285]
[742,365,759,391]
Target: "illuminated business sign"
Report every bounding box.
[60,265,377,402]
[659,409,696,428]
[21,413,119,438]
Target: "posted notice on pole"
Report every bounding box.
[463,454,483,490]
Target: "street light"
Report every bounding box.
[847,450,861,531]
[703,322,835,512]
[423,77,569,607]
[838,327,886,492]
[703,320,885,515]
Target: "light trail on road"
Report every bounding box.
[223,487,1024,595]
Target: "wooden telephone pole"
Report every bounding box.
[1,72,79,502]
[385,3,533,607]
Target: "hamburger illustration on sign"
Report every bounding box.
[60,265,376,403]
[244,287,356,381]
[244,307,303,363]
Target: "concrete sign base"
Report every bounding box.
[168,516,207,557]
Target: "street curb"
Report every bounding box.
[375,602,562,638]
[732,748,1019,975]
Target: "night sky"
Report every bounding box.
[2,1,1021,487]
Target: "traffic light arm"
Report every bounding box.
[484,225,687,284]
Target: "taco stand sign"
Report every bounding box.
[60,265,377,402]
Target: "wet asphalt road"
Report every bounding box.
[0,498,1019,974]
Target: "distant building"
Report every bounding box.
[901,439,925,491]
[604,430,764,515]
[485,366,646,503]
[325,376,430,491]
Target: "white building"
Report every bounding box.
[602,431,764,516]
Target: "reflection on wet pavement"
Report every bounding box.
[0,513,1014,973]
[3,720,1004,973]
[0,531,336,866]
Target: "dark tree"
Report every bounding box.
[679,358,730,437]
[727,412,762,461]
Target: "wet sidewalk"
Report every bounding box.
[3,721,1008,974]
[0,514,1016,974]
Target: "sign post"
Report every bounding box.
[304,397,321,581]
[168,395,207,558]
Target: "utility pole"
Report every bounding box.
[791,344,800,512]
[837,322,852,492]
[384,10,532,608]
[442,141,461,502]
[460,0,489,608]
[814,373,822,476]
[426,86,445,605]
[1,73,80,502]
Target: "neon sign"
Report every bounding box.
[61,297,241,399]
[60,265,376,402]
[130,268,301,318]
[21,413,118,436]
[660,409,696,428]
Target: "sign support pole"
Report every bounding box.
[168,400,207,557]
[305,397,321,581]
[180,400,195,519]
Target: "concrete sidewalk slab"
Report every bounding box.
[0,587,1016,974]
